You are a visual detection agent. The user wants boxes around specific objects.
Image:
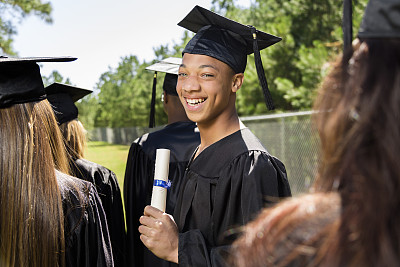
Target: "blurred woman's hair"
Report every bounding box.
[0,99,70,266]
[59,119,87,160]
[311,38,400,266]
[230,38,400,267]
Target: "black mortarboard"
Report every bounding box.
[145,57,181,128]
[45,82,92,125]
[358,0,400,38]
[178,5,282,110]
[0,56,77,108]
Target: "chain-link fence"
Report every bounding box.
[89,111,320,196]
[241,111,320,196]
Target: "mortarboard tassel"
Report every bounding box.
[250,26,275,110]
[343,0,353,51]
[149,72,157,128]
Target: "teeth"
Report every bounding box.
[186,98,206,106]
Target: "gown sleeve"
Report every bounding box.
[64,182,114,267]
[124,143,154,267]
[73,158,126,266]
[177,151,290,267]
[94,167,126,267]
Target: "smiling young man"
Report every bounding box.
[138,6,292,267]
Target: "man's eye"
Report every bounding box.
[178,73,188,77]
[202,73,214,78]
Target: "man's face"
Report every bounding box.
[177,53,237,125]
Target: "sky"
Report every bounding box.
[13,0,250,90]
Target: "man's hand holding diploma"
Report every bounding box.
[139,148,178,263]
[139,206,179,263]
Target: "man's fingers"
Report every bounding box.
[140,215,164,229]
[138,223,150,234]
[144,205,164,218]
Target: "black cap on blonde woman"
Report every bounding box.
[45,83,92,125]
[0,56,77,108]
[358,0,400,39]
[178,5,281,110]
[145,57,181,128]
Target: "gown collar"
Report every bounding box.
[187,128,268,177]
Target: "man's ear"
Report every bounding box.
[232,73,244,93]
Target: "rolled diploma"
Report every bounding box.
[150,149,170,212]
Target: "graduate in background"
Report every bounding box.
[230,0,400,266]
[124,57,200,267]
[138,6,291,266]
[45,82,126,267]
[0,56,113,266]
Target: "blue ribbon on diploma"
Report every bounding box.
[154,179,172,189]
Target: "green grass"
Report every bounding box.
[85,141,130,194]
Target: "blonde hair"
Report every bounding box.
[0,100,70,266]
[59,119,87,159]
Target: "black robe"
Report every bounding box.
[124,121,200,267]
[173,128,292,267]
[56,170,114,266]
[70,158,126,267]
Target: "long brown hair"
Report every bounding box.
[312,38,400,265]
[59,119,87,160]
[0,99,68,266]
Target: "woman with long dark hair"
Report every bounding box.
[230,0,400,266]
[0,57,113,266]
[45,82,126,266]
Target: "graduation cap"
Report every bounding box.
[358,0,400,39]
[178,5,282,110]
[0,56,77,108]
[45,82,93,125]
[145,57,181,128]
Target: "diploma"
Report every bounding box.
[150,149,170,212]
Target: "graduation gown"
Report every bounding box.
[124,121,200,267]
[56,170,114,266]
[70,158,126,267]
[173,128,292,267]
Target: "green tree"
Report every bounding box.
[90,33,194,128]
[94,55,156,128]
[0,0,52,54]
[212,0,368,113]
[42,70,72,86]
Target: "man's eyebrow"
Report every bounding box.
[199,64,219,71]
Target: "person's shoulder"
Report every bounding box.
[56,170,95,204]
[239,128,268,153]
[145,121,199,143]
[74,158,114,176]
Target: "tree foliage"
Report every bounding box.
[87,35,192,128]
[0,0,52,54]
[212,0,368,114]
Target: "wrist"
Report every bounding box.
[168,248,179,264]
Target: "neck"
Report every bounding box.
[196,111,241,155]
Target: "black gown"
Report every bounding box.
[70,158,126,267]
[56,170,114,266]
[124,121,200,267]
[173,127,292,267]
